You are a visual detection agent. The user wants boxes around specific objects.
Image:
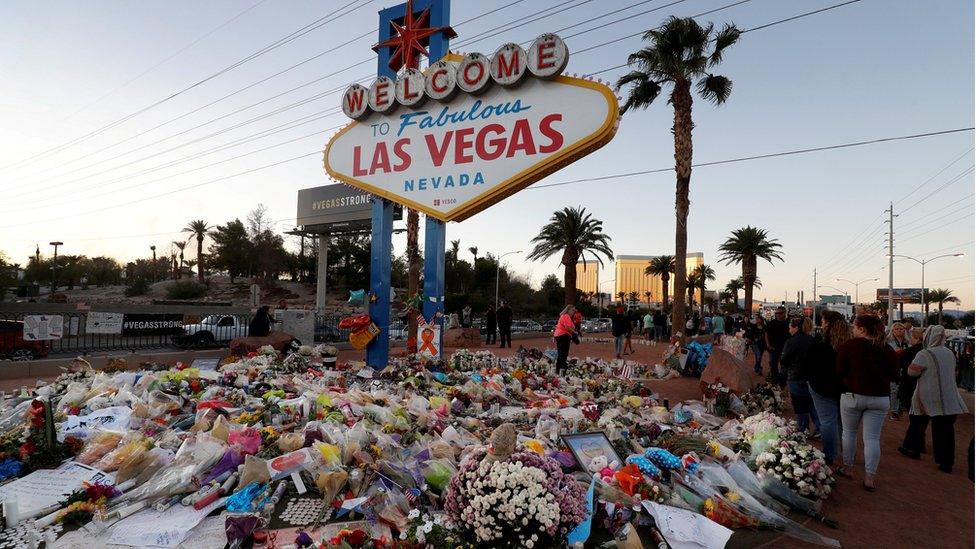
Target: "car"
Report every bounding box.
[511,320,543,333]
[175,315,248,347]
[583,318,611,333]
[542,320,558,332]
[0,320,50,361]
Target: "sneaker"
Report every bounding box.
[898,446,921,460]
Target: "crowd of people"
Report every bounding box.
[761,307,969,491]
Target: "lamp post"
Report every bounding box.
[888,253,964,327]
[48,241,63,293]
[150,245,157,283]
[494,250,522,307]
[834,277,879,306]
[599,279,615,318]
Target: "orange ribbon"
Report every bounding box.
[419,326,438,355]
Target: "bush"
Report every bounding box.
[124,277,150,297]
[166,280,207,300]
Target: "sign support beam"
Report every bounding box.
[366,198,394,367]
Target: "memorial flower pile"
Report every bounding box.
[756,439,835,500]
[740,383,786,415]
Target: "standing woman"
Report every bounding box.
[781,317,820,435]
[836,315,899,490]
[806,311,850,466]
[886,322,910,419]
[901,325,969,472]
[553,305,577,375]
[612,306,629,359]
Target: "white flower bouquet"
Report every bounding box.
[755,439,835,500]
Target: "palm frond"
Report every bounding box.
[709,24,742,66]
[697,74,733,105]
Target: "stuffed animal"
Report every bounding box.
[483,423,516,465]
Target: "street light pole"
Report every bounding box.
[835,277,879,307]
[150,245,157,283]
[494,250,522,307]
[889,253,964,327]
[48,241,63,294]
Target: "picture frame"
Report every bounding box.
[561,431,623,472]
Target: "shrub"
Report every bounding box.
[124,277,150,297]
[166,280,207,300]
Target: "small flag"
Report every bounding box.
[618,362,634,380]
[405,487,421,504]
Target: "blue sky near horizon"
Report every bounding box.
[0,0,973,311]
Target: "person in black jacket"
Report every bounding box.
[496,301,513,348]
[805,310,850,466]
[484,305,497,345]
[781,317,819,435]
[248,305,275,337]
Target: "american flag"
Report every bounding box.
[618,361,634,380]
[405,487,421,504]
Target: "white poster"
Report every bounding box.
[58,406,133,441]
[22,315,63,341]
[0,462,111,517]
[417,321,441,360]
[274,309,315,345]
[86,312,124,334]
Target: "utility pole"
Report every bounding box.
[812,268,818,328]
[885,203,896,329]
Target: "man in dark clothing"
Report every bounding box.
[611,306,629,359]
[496,301,513,348]
[724,314,735,336]
[484,305,497,345]
[248,305,275,337]
[764,307,790,386]
[653,310,666,341]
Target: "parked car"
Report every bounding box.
[511,320,544,333]
[542,320,558,332]
[175,315,248,347]
[0,320,50,361]
[583,318,612,333]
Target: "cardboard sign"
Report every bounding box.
[22,315,63,341]
[85,312,124,334]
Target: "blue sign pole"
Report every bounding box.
[367,0,452,367]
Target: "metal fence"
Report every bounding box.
[948,338,975,391]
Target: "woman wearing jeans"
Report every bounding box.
[836,315,899,491]
[781,317,820,435]
[806,310,850,465]
[553,305,577,375]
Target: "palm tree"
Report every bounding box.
[927,288,960,326]
[718,290,733,311]
[182,220,211,283]
[616,291,626,305]
[718,226,784,317]
[406,208,420,353]
[617,16,741,336]
[644,255,675,312]
[527,207,614,305]
[628,291,639,308]
[449,239,460,264]
[686,271,700,314]
[172,241,188,280]
[644,290,653,308]
[692,264,716,317]
[468,246,478,266]
[724,278,744,312]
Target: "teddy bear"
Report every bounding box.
[483,422,516,465]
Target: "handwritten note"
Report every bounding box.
[642,501,733,549]
[59,406,133,440]
[107,497,225,547]
[0,462,110,517]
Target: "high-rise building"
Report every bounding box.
[575,260,599,296]
[614,253,704,306]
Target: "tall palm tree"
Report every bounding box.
[692,264,716,317]
[628,291,640,308]
[617,16,741,336]
[172,241,188,280]
[644,255,675,312]
[718,226,784,317]
[406,209,420,352]
[182,220,211,283]
[686,271,700,314]
[527,207,613,305]
[724,278,744,312]
[468,246,479,266]
[644,290,653,308]
[616,291,626,305]
[449,239,460,264]
[927,288,960,326]
[718,290,733,311]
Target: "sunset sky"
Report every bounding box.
[0,0,972,311]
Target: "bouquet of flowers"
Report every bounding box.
[314,344,339,358]
[444,447,586,548]
[755,439,834,500]
[399,510,473,548]
[740,383,785,415]
[703,382,734,418]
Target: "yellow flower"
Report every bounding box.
[523,439,545,456]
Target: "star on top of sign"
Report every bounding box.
[371,0,456,72]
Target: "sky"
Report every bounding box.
[0,0,973,312]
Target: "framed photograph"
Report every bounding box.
[561,431,623,472]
